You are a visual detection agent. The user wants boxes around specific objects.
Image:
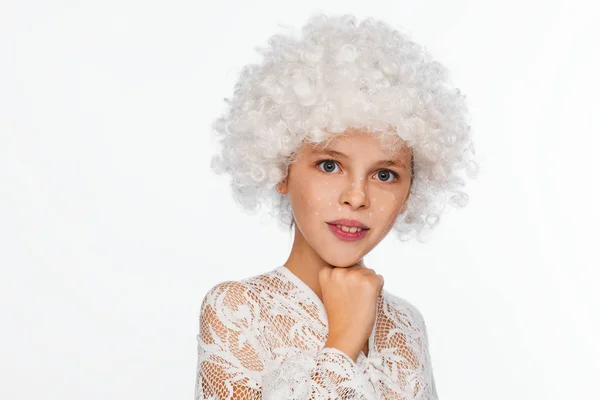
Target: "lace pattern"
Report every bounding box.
[195,266,438,399]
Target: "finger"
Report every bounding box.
[343,264,361,270]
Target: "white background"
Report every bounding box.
[1,1,599,399]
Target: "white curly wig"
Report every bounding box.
[210,13,480,242]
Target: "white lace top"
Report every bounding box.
[195,265,438,399]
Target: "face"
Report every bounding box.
[277,128,413,268]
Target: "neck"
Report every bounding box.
[282,225,329,302]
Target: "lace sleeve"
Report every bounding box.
[368,297,438,399]
[194,281,377,400]
[415,308,438,400]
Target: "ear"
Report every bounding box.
[276,180,289,195]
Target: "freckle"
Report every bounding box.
[380,206,384,211]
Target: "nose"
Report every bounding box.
[339,178,369,210]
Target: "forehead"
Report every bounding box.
[309,131,411,159]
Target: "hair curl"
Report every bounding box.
[210,13,480,242]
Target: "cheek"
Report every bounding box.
[373,191,402,217]
[296,181,336,216]
[375,192,403,233]
[304,183,403,216]
[314,181,346,212]
[299,178,403,219]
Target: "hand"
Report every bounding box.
[319,263,384,362]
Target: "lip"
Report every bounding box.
[326,219,370,229]
[327,223,369,242]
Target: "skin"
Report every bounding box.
[276,127,413,355]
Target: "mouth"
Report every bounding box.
[326,222,369,242]
[326,219,370,230]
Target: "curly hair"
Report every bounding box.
[209,13,480,243]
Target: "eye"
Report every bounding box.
[316,159,341,174]
[375,169,399,183]
[316,159,399,183]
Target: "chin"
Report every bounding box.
[317,250,363,269]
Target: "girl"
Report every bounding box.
[195,13,478,400]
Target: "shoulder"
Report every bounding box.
[198,280,258,327]
[380,288,430,336]
[198,269,278,323]
[382,288,424,317]
[200,280,249,307]
[198,266,286,315]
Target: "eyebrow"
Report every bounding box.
[313,148,408,170]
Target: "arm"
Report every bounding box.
[415,307,439,400]
[195,281,377,400]
[364,297,438,400]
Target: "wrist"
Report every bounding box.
[323,338,361,362]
